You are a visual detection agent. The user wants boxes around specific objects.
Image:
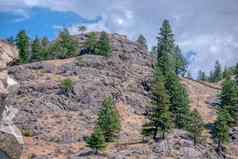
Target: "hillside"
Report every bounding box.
[1,33,238,159]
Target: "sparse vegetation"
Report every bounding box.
[97,96,121,142]
[136,34,148,49]
[96,31,112,57]
[187,110,204,145]
[86,127,106,154]
[61,78,74,95]
[16,30,30,63]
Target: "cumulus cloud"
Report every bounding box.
[1,0,238,76]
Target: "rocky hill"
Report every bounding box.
[1,33,238,159]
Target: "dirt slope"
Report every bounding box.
[181,78,220,123]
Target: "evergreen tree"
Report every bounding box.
[98,97,121,142]
[213,60,222,82]
[31,37,42,61]
[198,70,207,81]
[219,78,238,125]
[187,110,204,145]
[150,46,157,57]
[40,37,50,60]
[143,66,172,140]
[96,32,112,57]
[223,67,231,79]
[214,109,231,153]
[165,72,190,129]
[175,46,187,76]
[157,19,176,75]
[136,34,148,49]
[84,32,97,54]
[50,28,78,59]
[86,127,106,154]
[16,30,30,63]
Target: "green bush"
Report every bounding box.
[61,78,74,95]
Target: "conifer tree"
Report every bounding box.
[219,78,238,125]
[40,37,50,60]
[31,37,42,61]
[96,32,112,57]
[136,34,148,49]
[84,32,97,54]
[16,30,30,63]
[213,60,222,82]
[50,28,78,59]
[187,110,204,145]
[150,46,157,57]
[214,109,231,153]
[98,97,121,142]
[157,20,176,75]
[143,66,172,140]
[165,72,190,129]
[175,46,187,76]
[86,127,106,154]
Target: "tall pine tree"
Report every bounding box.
[165,72,190,129]
[97,96,121,142]
[143,66,172,140]
[187,110,204,145]
[16,30,30,63]
[31,37,42,61]
[214,109,231,153]
[219,78,238,125]
[157,20,176,75]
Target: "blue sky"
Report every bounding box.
[0,7,100,40]
[1,0,238,77]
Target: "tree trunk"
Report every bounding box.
[193,136,197,146]
[162,131,165,139]
[153,127,158,140]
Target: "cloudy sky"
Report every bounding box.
[1,0,238,77]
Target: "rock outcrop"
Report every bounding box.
[0,41,23,159]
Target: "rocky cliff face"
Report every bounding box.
[6,33,238,159]
[0,41,23,159]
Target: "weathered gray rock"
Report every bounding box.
[0,41,22,159]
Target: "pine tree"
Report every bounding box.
[223,67,231,79]
[214,109,231,153]
[150,46,157,57]
[136,34,148,49]
[97,97,121,142]
[31,37,42,61]
[84,32,97,54]
[50,28,78,59]
[175,46,187,76]
[198,70,207,81]
[40,37,50,60]
[86,127,106,154]
[143,66,172,140]
[187,110,204,145]
[219,78,238,125]
[96,32,112,57]
[165,72,190,129]
[213,60,222,82]
[157,19,176,75]
[16,30,30,63]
